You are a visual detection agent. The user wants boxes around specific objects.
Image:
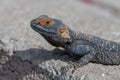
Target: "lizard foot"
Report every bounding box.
[68,61,83,69]
[61,61,83,74]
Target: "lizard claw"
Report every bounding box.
[61,65,71,74]
[61,61,82,74]
[68,61,83,69]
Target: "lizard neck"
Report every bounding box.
[68,29,96,46]
[68,28,81,40]
[68,29,94,41]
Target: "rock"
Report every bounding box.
[0,0,120,80]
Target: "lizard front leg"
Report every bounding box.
[76,47,96,66]
[61,45,96,73]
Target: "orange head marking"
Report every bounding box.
[37,18,55,28]
[58,27,70,39]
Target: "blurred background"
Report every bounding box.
[0,0,120,80]
[0,0,120,50]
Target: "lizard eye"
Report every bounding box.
[46,21,50,24]
[37,18,55,28]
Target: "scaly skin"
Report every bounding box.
[31,15,120,68]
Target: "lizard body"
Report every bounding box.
[31,15,120,66]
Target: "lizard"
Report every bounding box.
[30,15,120,68]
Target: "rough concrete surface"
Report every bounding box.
[0,0,120,80]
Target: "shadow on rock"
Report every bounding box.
[0,48,58,80]
[14,48,77,65]
[0,48,77,80]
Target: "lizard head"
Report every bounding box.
[31,15,71,47]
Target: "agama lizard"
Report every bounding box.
[31,15,120,68]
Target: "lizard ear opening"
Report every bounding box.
[58,27,70,39]
[37,18,55,28]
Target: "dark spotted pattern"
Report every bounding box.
[31,15,120,66]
